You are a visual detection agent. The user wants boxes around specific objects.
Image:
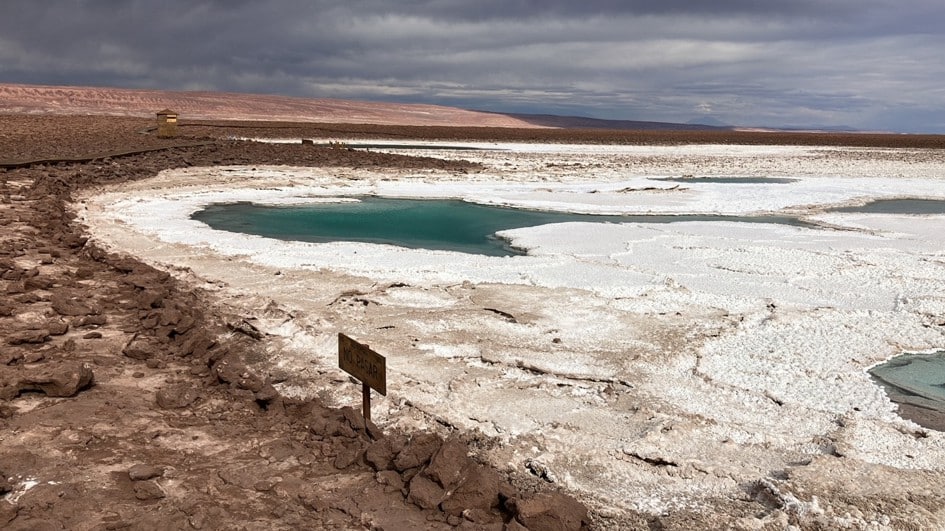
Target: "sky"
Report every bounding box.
[2,1,945,132]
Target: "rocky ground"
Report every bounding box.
[0,115,591,531]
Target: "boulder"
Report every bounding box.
[513,492,588,531]
[6,329,50,345]
[0,362,94,400]
[426,436,468,489]
[122,335,161,360]
[155,384,200,409]
[440,467,501,517]
[407,474,446,510]
[50,293,98,316]
[394,433,442,471]
[128,464,164,481]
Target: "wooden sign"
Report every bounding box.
[338,333,387,395]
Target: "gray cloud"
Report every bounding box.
[1,0,944,131]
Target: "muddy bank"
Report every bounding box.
[0,116,594,530]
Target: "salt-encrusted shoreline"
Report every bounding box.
[77,143,945,527]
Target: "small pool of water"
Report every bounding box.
[832,199,945,214]
[193,197,815,256]
[870,351,945,414]
[654,176,799,184]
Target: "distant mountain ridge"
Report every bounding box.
[503,112,733,131]
[0,83,543,128]
[0,82,755,132]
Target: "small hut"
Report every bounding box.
[156,109,179,138]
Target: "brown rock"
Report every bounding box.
[50,293,97,316]
[179,334,215,358]
[144,358,166,369]
[212,357,264,392]
[407,474,445,510]
[23,350,45,364]
[299,492,328,512]
[7,329,50,345]
[5,281,26,294]
[1,362,94,400]
[376,470,404,491]
[14,292,43,304]
[426,436,469,489]
[0,350,22,365]
[133,289,165,309]
[365,438,398,471]
[308,408,355,438]
[133,480,165,501]
[254,382,279,401]
[158,306,183,327]
[333,441,365,470]
[109,257,139,274]
[514,493,588,531]
[46,320,69,336]
[341,406,366,433]
[155,384,200,409]
[122,335,160,360]
[76,314,107,327]
[61,234,88,249]
[255,479,279,492]
[440,467,501,517]
[394,433,442,471]
[73,266,95,279]
[24,276,54,290]
[128,464,164,481]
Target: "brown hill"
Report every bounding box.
[0,82,544,128]
[504,112,732,131]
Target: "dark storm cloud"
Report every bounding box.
[2,0,944,131]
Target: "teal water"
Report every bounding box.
[192,197,814,257]
[832,199,945,214]
[870,351,945,414]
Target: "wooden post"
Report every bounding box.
[338,333,386,422]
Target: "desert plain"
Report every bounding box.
[3,107,945,530]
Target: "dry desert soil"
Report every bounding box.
[2,113,945,530]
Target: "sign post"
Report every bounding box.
[338,333,387,421]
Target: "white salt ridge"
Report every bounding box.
[77,142,945,525]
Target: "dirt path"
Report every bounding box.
[0,116,591,531]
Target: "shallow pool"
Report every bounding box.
[833,198,945,214]
[192,197,815,256]
[870,351,945,414]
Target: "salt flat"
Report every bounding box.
[77,142,945,528]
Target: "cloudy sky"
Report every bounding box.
[2,1,944,132]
